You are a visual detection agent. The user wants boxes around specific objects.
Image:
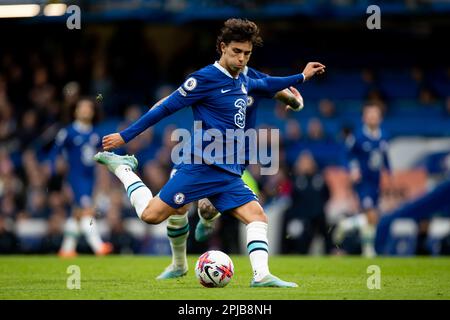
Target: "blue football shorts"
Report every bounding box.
[160,164,258,213]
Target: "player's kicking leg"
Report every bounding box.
[95,151,194,279]
[230,201,298,288]
[93,151,186,223]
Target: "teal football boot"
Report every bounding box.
[250,274,298,288]
[156,264,188,280]
[93,151,138,173]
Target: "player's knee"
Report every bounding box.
[256,211,268,223]
[141,209,165,225]
[249,206,268,223]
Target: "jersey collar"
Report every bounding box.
[363,125,381,140]
[213,61,240,79]
[74,120,92,133]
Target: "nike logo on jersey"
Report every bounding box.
[221,89,232,93]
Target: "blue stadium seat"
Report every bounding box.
[426,217,450,256]
[386,218,418,256]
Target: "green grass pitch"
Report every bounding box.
[0,255,449,300]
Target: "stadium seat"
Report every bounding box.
[426,217,450,256]
[386,218,418,256]
[14,219,48,253]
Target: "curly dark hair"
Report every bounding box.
[216,18,263,54]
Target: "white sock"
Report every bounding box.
[80,216,103,253]
[246,221,270,281]
[167,212,189,268]
[60,217,80,252]
[341,214,367,232]
[115,165,153,219]
[361,223,376,257]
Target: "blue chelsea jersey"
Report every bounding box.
[171,66,273,175]
[172,62,283,176]
[53,122,100,185]
[346,125,391,184]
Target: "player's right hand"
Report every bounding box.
[102,133,125,151]
[302,62,326,81]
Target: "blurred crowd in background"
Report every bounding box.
[1,3,450,256]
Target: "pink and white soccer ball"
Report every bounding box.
[195,250,234,288]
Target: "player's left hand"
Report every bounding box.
[286,86,304,112]
[102,133,125,151]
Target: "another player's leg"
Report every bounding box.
[79,207,113,256]
[58,214,80,258]
[361,208,378,258]
[231,201,298,288]
[333,188,379,257]
[332,213,368,247]
[195,198,221,242]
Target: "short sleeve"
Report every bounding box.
[169,72,211,108]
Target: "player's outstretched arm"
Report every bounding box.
[101,95,182,151]
[102,96,171,150]
[103,72,208,150]
[249,62,325,94]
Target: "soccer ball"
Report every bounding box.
[195,250,234,288]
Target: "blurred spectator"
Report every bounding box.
[284,119,303,167]
[419,87,437,106]
[318,99,336,119]
[307,118,325,141]
[61,81,81,124]
[0,98,16,150]
[107,209,137,254]
[17,110,40,150]
[304,118,339,168]
[40,213,64,253]
[282,151,331,254]
[365,89,386,114]
[29,67,59,125]
[143,160,169,194]
[443,96,450,116]
[0,216,18,254]
[90,60,112,103]
[27,188,50,218]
